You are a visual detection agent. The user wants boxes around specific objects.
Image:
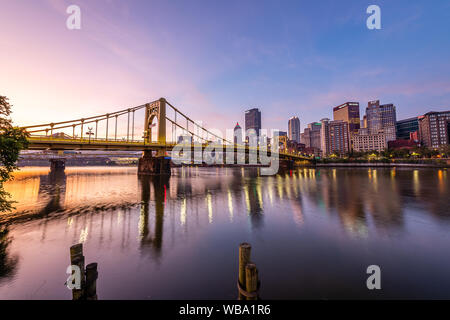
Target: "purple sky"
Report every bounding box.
[1,0,449,135]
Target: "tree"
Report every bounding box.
[0,96,28,212]
[439,145,450,157]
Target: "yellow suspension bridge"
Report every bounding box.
[20,98,312,174]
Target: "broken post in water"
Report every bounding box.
[69,243,86,300]
[238,242,251,300]
[237,242,260,300]
[69,243,98,300]
[85,263,98,300]
[245,263,259,300]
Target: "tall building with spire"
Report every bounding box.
[233,122,242,144]
[288,116,300,143]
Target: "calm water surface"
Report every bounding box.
[0,166,449,299]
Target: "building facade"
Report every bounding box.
[365,100,397,142]
[300,122,321,150]
[333,102,360,134]
[308,122,322,150]
[362,115,367,128]
[396,117,419,140]
[320,119,350,156]
[418,111,450,148]
[352,128,387,152]
[245,108,262,138]
[233,122,242,144]
[288,116,301,143]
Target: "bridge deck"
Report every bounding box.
[25,137,311,161]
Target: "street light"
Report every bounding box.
[86,127,94,144]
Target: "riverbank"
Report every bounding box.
[314,162,449,168]
[311,158,450,168]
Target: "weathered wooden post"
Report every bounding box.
[69,243,85,300]
[238,242,251,300]
[85,263,98,300]
[245,263,259,300]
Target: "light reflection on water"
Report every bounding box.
[0,166,449,299]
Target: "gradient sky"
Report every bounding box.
[1,0,450,134]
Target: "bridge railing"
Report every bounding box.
[20,98,313,160]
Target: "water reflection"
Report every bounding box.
[1,167,450,299]
[138,175,169,257]
[38,169,66,215]
[2,167,450,237]
[0,226,18,284]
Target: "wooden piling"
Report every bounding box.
[70,243,86,300]
[245,263,258,300]
[85,263,98,300]
[238,242,251,300]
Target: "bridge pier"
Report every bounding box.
[50,158,66,172]
[279,159,294,171]
[138,151,171,175]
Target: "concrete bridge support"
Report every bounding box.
[50,158,66,171]
[138,151,171,175]
[279,159,294,171]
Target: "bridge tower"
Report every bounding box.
[139,98,171,175]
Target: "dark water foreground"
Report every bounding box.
[0,166,449,299]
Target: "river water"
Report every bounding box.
[0,166,449,299]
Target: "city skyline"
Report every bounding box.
[1,0,449,133]
[2,1,450,304]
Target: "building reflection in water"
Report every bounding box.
[1,167,449,259]
[1,166,450,299]
[138,175,169,258]
[38,169,67,214]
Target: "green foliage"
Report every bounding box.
[0,225,18,280]
[319,144,450,164]
[439,145,450,157]
[0,96,29,212]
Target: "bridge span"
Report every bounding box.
[20,98,312,174]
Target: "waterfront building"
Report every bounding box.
[333,102,360,134]
[388,139,418,150]
[396,117,419,140]
[418,111,450,148]
[365,100,397,142]
[288,116,301,143]
[320,118,350,156]
[352,128,387,152]
[300,122,321,150]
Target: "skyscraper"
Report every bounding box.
[233,122,242,144]
[288,116,300,143]
[333,102,360,134]
[245,108,261,138]
[365,100,397,142]
[320,119,350,156]
[301,122,322,150]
